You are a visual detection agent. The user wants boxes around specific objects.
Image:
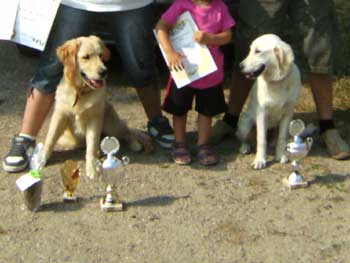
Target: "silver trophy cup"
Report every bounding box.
[99,137,129,212]
[283,119,313,189]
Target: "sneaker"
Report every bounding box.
[209,119,236,145]
[321,129,349,160]
[3,135,36,173]
[147,116,175,149]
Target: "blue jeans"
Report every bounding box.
[31,4,156,94]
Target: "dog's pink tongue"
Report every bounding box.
[91,79,104,89]
[245,73,252,79]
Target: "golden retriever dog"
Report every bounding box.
[236,34,302,169]
[43,35,153,178]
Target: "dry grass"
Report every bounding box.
[296,77,350,113]
[333,77,350,110]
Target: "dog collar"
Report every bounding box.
[72,80,94,107]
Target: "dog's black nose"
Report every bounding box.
[99,68,108,78]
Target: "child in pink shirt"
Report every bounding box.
[156,0,235,166]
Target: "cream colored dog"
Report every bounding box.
[43,36,153,178]
[236,34,302,169]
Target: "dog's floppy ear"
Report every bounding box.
[274,42,294,74]
[56,39,81,83]
[101,40,111,62]
[89,35,111,62]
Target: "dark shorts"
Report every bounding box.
[31,4,156,94]
[162,81,227,117]
[234,0,338,74]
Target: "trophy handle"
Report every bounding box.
[121,156,130,165]
[305,137,313,153]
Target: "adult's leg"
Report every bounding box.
[309,73,333,120]
[136,85,162,122]
[289,0,335,120]
[227,74,251,116]
[109,5,161,121]
[110,5,174,148]
[21,90,55,136]
[290,0,349,159]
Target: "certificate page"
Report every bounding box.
[11,0,61,50]
[0,0,20,40]
[156,11,217,88]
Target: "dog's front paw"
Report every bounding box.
[239,143,251,155]
[276,154,288,164]
[131,129,155,154]
[252,157,267,170]
[130,140,143,152]
[85,159,102,179]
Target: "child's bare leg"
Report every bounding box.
[197,114,212,146]
[172,114,191,165]
[173,114,187,143]
[197,114,218,165]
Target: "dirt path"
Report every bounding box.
[0,43,350,263]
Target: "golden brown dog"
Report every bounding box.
[43,35,154,178]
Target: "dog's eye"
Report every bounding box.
[255,49,261,54]
[82,54,90,60]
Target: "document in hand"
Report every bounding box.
[0,0,61,51]
[0,0,19,40]
[155,11,217,89]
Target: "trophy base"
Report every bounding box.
[63,192,78,203]
[100,198,124,212]
[282,177,309,190]
[23,180,43,212]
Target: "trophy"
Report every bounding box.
[16,143,46,212]
[99,137,129,212]
[60,160,80,202]
[283,119,313,189]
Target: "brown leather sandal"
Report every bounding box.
[171,142,192,165]
[196,144,219,166]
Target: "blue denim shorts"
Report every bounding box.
[31,4,156,94]
[234,0,338,74]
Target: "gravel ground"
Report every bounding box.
[0,42,350,263]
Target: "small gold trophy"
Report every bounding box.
[60,160,80,202]
[100,137,129,212]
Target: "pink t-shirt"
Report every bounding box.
[161,0,235,89]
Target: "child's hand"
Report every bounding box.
[194,30,210,45]
[166,50,185,72]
